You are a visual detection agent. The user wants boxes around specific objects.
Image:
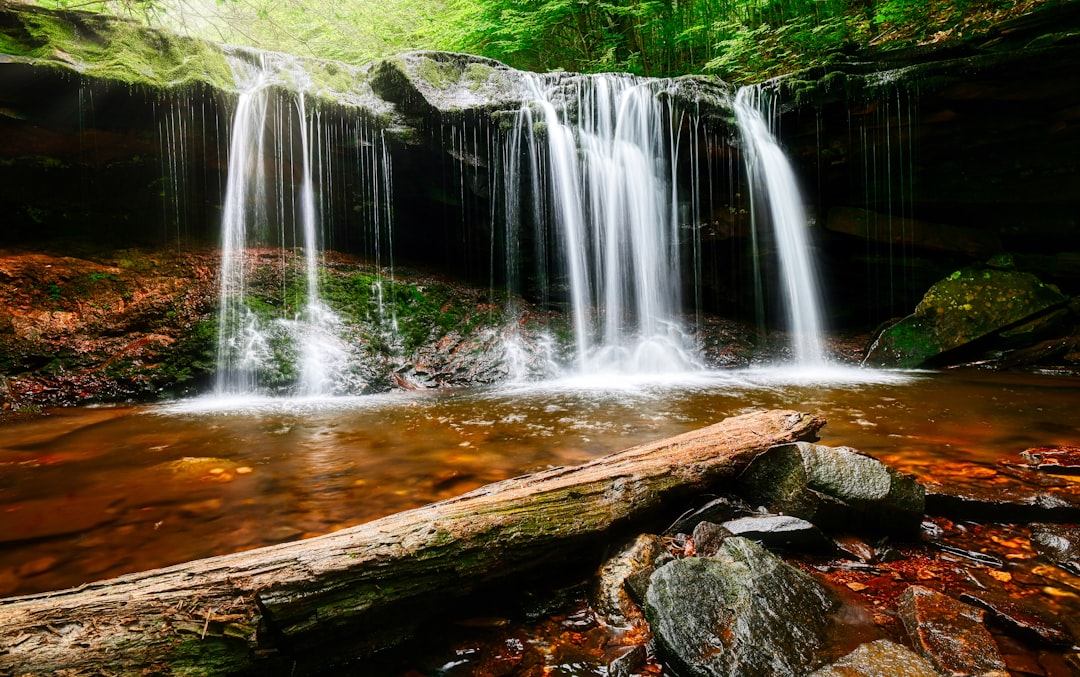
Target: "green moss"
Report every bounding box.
[464,62,493,91]
[414,56,460,90]
[0,5,234,90]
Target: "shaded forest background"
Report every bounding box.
[38,0,1063,81]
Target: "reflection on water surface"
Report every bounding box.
[1,368,1078,597]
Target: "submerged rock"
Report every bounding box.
[922,467,1080,522]
[1016,446,1080,475]
[809,639,939,677]
[738,442,925,535]
[643,536,836,676]
[897,585,1008,677]
[958,590,1074,646]
[1030,523,1080,576]
[863,265,1069,369]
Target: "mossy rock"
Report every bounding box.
[864,265,1069,368]
[368,51,527,118]
[0,3,233,90]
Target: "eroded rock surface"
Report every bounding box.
[809,639,939,677]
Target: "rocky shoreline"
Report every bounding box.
[366,440,1080,676]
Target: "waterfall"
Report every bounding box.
[215,56,274,395]
[214,52,389,397]
[733,87,827,367]
[508,73,702,375]
[293,94,348,396]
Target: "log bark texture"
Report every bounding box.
[0,409,825,676]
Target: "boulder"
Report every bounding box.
[737,442,925,535]
[897,585,1008,677]
[368,51,528,120]
[808,639,939,677]
[643,537,836,676]
[864,266,1069,368]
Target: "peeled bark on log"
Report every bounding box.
[0,409,825,676]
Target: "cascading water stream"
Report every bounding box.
[512,74,701,375]
[214,52,351,397]
[733,86,828,368]
[215,56,274,396]
[293,95,347,396]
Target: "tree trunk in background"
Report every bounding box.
[0,409,825,676]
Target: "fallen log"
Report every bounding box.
[0,409,824,676]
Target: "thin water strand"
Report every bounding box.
[734,86,827,367]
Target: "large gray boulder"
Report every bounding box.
[643,537,836,676]
[738,442,925,535]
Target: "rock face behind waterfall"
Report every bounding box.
[762,3,1080,329]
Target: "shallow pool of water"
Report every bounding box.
[1,367,1078,597]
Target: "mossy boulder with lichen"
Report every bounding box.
[864,264,1069,368]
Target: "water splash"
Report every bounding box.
[733,86,827,367]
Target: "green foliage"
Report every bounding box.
[39,0,1056,88]
[426,0,1054,80]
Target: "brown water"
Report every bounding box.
[1,367,1077,598]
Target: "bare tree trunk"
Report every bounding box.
[0,409,825,676]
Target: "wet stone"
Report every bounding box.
[720,514,836,554]
[1030,523,1080,576]
[959,590,1073,646]
[666,494,752,535]
[833,534,879,563]
[862,266,1068,369]
[606,644,647,677]
[643,537,837,677]
[590,534,670,638]
[924,477,1080,522]
[1018,447,1080,475]
[808,639,939,677]
[738,442,925,536]
[898,585,1008,677]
